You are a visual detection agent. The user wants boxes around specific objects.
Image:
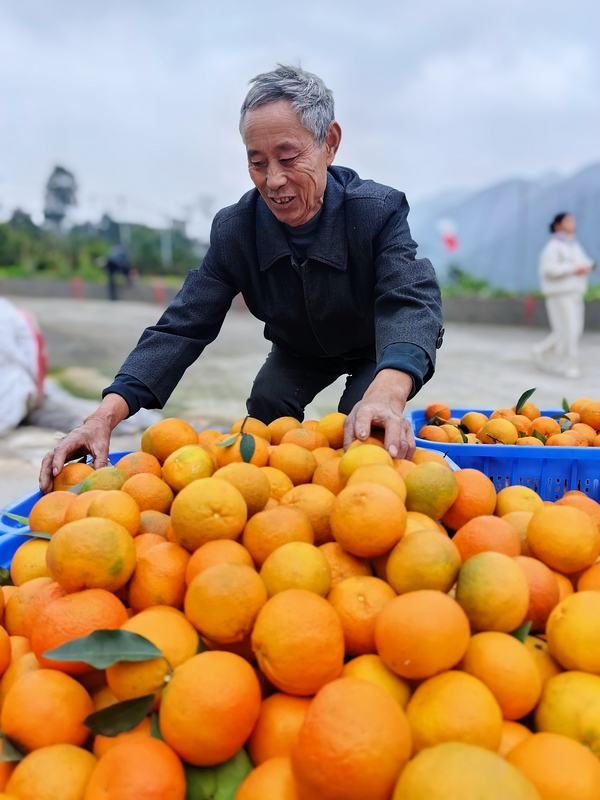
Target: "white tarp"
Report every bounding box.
[0,298,46,432]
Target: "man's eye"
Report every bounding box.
[280,156,297,165]
[249,161,266,168]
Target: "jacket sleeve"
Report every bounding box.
[372,190,444,384]
[115,216,238,408]
[539,240,576,279]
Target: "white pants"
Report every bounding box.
[534,293,584,367]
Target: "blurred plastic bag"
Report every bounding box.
[0,298,47,432]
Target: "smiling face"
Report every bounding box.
[242,99,341,227]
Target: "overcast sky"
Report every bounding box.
[1,0,599,237]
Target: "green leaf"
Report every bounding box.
[532,430,546,444]
[0,512,29,526]
[562,397,571,413]
[427,412,445,426]
[184,748,253,800]
[239,433,256,463]
[8,530,51,540]
[458,427,468,443]
[43,629,164,669]
[560,419,573,432]
[215,435,238,448]
[510,621,532,643]
[0,734,25,762]
[0,568,13,587]
[85,694,155,736]
[67,481,85,494]
[515,388,537,415]
[150,712,163,741]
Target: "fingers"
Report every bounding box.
[39,450,56,494]
[385,420,415,461]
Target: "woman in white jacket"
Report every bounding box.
[532,212,594,378]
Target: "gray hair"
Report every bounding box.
[240,64,335,145]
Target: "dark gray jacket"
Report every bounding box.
[113,166,443,409]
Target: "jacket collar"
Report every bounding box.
[256,170,348,271]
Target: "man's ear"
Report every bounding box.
[324,121,342,165]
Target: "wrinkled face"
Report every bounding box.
[242,99,341,227]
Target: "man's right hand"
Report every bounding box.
[39,394,129,493]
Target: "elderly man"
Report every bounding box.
[40,64,443,492]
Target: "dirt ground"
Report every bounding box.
[2,295,600,508]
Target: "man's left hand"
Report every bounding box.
[343,369,415,460]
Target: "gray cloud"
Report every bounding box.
[1,0,598,236]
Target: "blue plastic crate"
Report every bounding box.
[408,408,600,502]
[0,451,133,570]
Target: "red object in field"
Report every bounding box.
[70,276,84,299]
[152,279,167,305]
[441,231,460,252]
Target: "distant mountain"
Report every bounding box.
[408,163,600,292]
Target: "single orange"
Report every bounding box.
[52,462,94,492]
[452,515,521,561]
[83,733,186,800]
[162,444,215,492]
[106,606,199,702]
[279,483,336,546]
[159,651,261,766]
[291,677,412,800]
[138,509,171,538]
[328,576,396,656]
[185,539,254,585]
[375,590,471,680]
[230,416,272,442]
[242,505,314,567]
[142,417,199,463]
[385,530,461,594]
[506,731,600,800]
[515,555,560,633]
[455,551,530,633]
[527,505,600,574]
[459,631,542,719]
[0,669,94,751]
[392,741,539,799]
[86,489,141,536]
[311,457,345,495]
[28,492,74,535]
[251,589,345,695]
[9,539,50,585]
[214,461,271,516]
[114,450,163,478]
[406,670,503,753]
[128,541,190,612]
[30,588,129,674]
[424,402,451,422]
[268,442,318,485]
[169,476,248,552]
[318,542,372,586]
[441,468,497,531]
[5,743,96,800]
[330,482,407,558]
[121,473,174,513]
[46,516,136,592]
[247,693,311,765]
[184,562,267,644]
[215,432,270,468]
[316,412,347,449]
[267,416,302,445]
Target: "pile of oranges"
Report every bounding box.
[0,411,600,798]
[418,397,600,447]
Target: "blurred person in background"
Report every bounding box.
[39,64,443,491]
[0,299,46,432]
[533,212,594,379]
[105,245,132,301]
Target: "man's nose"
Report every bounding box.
[266,162,287,190]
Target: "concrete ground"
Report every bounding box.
[2,295,600,508]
